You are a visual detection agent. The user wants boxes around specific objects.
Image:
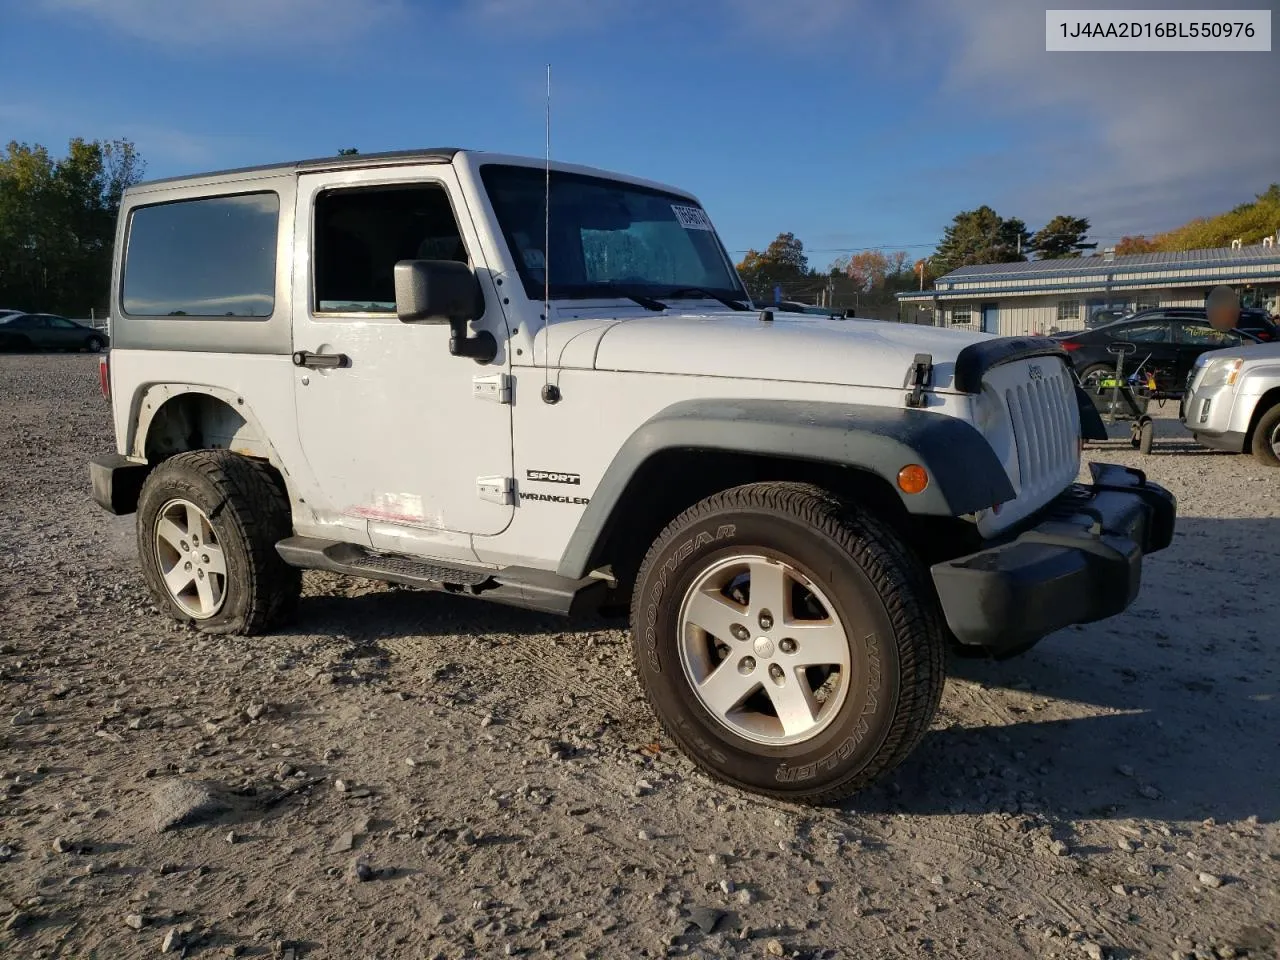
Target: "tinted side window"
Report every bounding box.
[1115,322,1170,343]
[123,192,279,318]
[313,184,467,314]
[1177,321,1240,347]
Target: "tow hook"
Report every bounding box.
[905,353,933,408]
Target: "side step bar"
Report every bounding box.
[274,536,606,617]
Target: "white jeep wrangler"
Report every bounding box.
[90,148,1176,802]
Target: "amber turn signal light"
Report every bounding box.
[897,464,929,494]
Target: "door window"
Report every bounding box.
[1114,321,1170,343]
[1176,322,1240,347]
[313,184,469,314]
[47,317,77,329]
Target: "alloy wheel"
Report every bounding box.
[676,553,852,746]
[153,498,227,619]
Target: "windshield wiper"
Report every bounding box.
[622,292,668,312]
[662,287,748,311]
[553,284,667,311]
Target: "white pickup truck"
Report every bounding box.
[89,148,1176,802]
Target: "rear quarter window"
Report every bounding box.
[122,192,279,318]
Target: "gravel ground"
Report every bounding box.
[1,353,1277,960]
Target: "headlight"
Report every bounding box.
[1197,357,1244,389]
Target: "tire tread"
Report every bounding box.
[137,450,299,635]
[630,481,946,804]
[1250,404,1280,467]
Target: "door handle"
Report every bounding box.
[292,350,350,369]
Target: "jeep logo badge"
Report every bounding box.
[1028,364,1044,381]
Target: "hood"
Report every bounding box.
[1199,339,1280,363]
[585,310,996,391]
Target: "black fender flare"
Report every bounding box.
[556,398,1015,579]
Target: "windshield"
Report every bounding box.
[480,164,745,304]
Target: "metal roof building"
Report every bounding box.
[896,238,1280,336]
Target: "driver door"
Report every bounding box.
[290,166,514,562]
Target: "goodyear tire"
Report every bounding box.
[630,482,946,803]
[137,450,300,635]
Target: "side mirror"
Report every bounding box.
[394,259,496,363]
[394,259,481,325]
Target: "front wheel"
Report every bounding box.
[1251,404,1280,468]
[85,335,104,353]
[137,450,301,634]
[630,482,946,804]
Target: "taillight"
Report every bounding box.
[1060,341,1081,351]
[98,354,110,401]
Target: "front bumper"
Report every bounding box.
[931,463,1176,655]
[1181,382,1249,453]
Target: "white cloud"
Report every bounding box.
[925,0,1279,236]
[39,0,405,45]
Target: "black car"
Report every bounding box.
[1055,307,1277,394]
[0,313,109,353]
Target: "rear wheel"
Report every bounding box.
[137,450,300,634]
[1250,404,1280,468]
[630,482,946,804]
[1078,363,1115,390]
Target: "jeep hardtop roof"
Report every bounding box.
[125,148,700,203]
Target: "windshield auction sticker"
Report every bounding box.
[671,204,715,231]
[1047,9,1270,50]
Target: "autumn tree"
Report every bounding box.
[1115,235,1158,255]
[932,206,1030,273]
[1030,215,1095,259]
[841,250,889,293]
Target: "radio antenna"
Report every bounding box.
[540,63,560,404]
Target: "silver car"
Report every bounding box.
[1181,341,1280,467]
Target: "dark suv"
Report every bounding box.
[1054,307,1277,394]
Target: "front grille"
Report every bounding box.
[1004,365,1078,502]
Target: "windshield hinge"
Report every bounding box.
[473,373,512,404]
[477,476,514,505]
[905,353,933,408]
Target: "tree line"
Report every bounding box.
[739,184,1280,310]
[0,139,145,316]
[735,210,1096,312]
[1117,184,1280,254]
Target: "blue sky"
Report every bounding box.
[2,0,1276,269]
